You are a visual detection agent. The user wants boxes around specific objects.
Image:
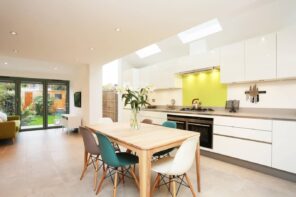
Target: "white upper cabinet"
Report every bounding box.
[122,68,139,88]
[277,25,296,79]
[190,48,220,70]
[138,60,182,90]
[139,66,153,88]
[272,120,296,174]
[220,41,245,83]
[245,33,276,81]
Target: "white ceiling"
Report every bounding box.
[123,0,296,67]
[0,0,281,67]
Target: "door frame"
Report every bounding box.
[0,76,70,131]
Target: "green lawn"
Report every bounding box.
[27,115,58,126]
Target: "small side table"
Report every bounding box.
[61,114,82,134]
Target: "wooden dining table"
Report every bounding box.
[86,122,201,197]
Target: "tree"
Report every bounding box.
[0,83,16,115]
[34,96,54,115]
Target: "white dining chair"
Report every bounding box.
[151,136,200,197]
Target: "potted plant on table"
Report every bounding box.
[117,86,151,129]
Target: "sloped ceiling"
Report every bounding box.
[123,0,296,67]
[0,0,279,66]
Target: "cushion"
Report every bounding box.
[14,120,20,131]
[0,111,7,122]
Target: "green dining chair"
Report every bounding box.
[153,121,177,158]
[95,132,139,196]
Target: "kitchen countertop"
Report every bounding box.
[139,106,296,121]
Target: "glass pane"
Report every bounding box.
[0,82,16,115]
[47,84,67,127]
[21,83,43,129]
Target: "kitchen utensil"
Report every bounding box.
[225,100,240,112]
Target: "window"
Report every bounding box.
[102,60,119,86]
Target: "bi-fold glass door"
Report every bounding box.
[0,76,69,131]
[20,81,44,130]
[0,80,16,116]
[47,83,69,128]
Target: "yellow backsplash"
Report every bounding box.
[182,69,227,107]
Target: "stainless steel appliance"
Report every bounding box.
[225,100,240,113]
[167,114,213,149]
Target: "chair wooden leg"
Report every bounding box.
[93,157,99,191]
[130,167,140,190]
[168,176,172,191]
[113,170,118,197]
[151,173,161,195]
[80,154,89,180]
[96,167,107,195]
[103,162,106,171]
[121,167,125,184]
[195,145,201,192]
[172,179,176,197]
[185,173,197,197]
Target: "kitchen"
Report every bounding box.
[116,5,296,184]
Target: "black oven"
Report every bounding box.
[167,114,213,149]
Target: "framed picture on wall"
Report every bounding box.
[74,91,81,108]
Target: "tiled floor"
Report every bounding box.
[0,129,296,197]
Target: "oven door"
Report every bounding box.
[174,120,186,130]
[167,119,186,130]
[167,115,186,130]
[187,122,213,149]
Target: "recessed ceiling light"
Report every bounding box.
[115,28,121,32]
[136,44,161,58]
[10,31,17,35]
[178,18,223,44]
[4,62,8,65]
[90,47,94,51]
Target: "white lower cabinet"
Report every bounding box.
[214,125,272,143]
[272,120,296,174]
[214,135,272,166]
[140,111,167,125]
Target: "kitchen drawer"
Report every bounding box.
[213,135,272,166]
[214,116,272,131]
[140,116,165,125]
[140,111,167,119]
[214,125,272,143]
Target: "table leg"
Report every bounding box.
[139,150,151,197]
[195,144,201,192]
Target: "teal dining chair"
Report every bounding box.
[95,132,139,196]
[153,121,177,158]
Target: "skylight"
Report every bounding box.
[136,44,161,58]
[178,18,223,44]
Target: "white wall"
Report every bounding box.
[228,80,296,109]
[0,56,90,123]
[149,89,182,106]
[88,64,103,124]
